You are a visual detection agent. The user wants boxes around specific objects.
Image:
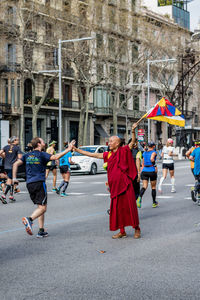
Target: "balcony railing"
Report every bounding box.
[24,98,93,110]
[0,103,11,115]
[0,63,21,73]
[24,30,37,40]
[94,107,112,115]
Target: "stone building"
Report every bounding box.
[0,0,197,149]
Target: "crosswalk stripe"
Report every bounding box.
[185,184,194,187]
[156,196,174,199]
[94,193,110,196]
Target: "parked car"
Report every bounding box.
[71,145,108,175]
[0,157,26,180]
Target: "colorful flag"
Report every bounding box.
[144,97,185,127]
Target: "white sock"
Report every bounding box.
[159,177,165,189]
[171,177,175,189]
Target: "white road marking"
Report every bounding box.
[185,184,194,187]
[68,193,85,195]
[156,196,174,199]
[91,182,105,184]
[94,193,110,196]
[185,197,192,199]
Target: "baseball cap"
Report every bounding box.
[167,138,173,144]
[49,140,57,146]
[148,141,155,147]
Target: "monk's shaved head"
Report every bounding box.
[108,136,121,152]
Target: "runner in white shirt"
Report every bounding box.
[158,138,176,193]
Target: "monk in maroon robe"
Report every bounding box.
[73,123,140,239]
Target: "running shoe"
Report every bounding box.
[56,188,60,195]
[22,217,33,235]
[14,188,20,193]
[137,196,142,208]
[0,195,7,204]
[37,231,48,238]
[52,188,57,192]
[191,187,197,202]
[158,185,162,193]
[152,201,159,208]
[171,188,176,193]
[60,192,68,197]
[9,196,16,202]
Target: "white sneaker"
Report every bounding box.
[158,185,162,193]
[171,188,176,193]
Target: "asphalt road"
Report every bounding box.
[1,160,200,300]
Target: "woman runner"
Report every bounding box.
[137,141,158,208]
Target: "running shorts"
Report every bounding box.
[4,169,12,179]
[59,165,69,174]
[162,163,174,171]
[46,165,57,171]
[141,171,157,181]
[27,181,47,205]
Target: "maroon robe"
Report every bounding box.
[103,145,139,231]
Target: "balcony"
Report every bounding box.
[64,101,93,110]
[24,30,37,40]
[63,68,74,78]
[0,103,11,115]
[94,107,112,115]
[0,63,21,73]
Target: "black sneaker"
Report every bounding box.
[37,231,48,238]
[0,195,7,204]
[56,188,60,195]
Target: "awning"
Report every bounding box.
[94,124,109,138]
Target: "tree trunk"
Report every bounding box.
[83,86,90,146]
[78,86,85,146]
[112,96,118,136]
[32,107,38,138]
[20,78,24,150]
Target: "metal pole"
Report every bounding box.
[147,60,150,143]
[58,39,62,153]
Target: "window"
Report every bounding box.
[109,66,116,82]
[8,6,16,25]
[119,93,126,108]
[79,4,87,24]
[63,84,72,107]
[93,87,110,109]
[133,95,139,111]
[96,34,103,52]
[17,80,20,107]
[108,38,115,56]
[109,6,116,29]
[45,51,54,68]
[24,79,32,102]
[132,44,138,62]
[11,80,15,107]
[119,69,127,85]
[131,0,136,11]
[63,0,71,13]
[53,48,58,66]
[97,63,104,81]
[5,79,8,104]
[96,1,103,23]
[7,44,16,64]
[44,81,54,99]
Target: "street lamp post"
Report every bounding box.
[39,36,93,152]
[147,58,177,142]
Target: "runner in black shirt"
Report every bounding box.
[0,136,22,204]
